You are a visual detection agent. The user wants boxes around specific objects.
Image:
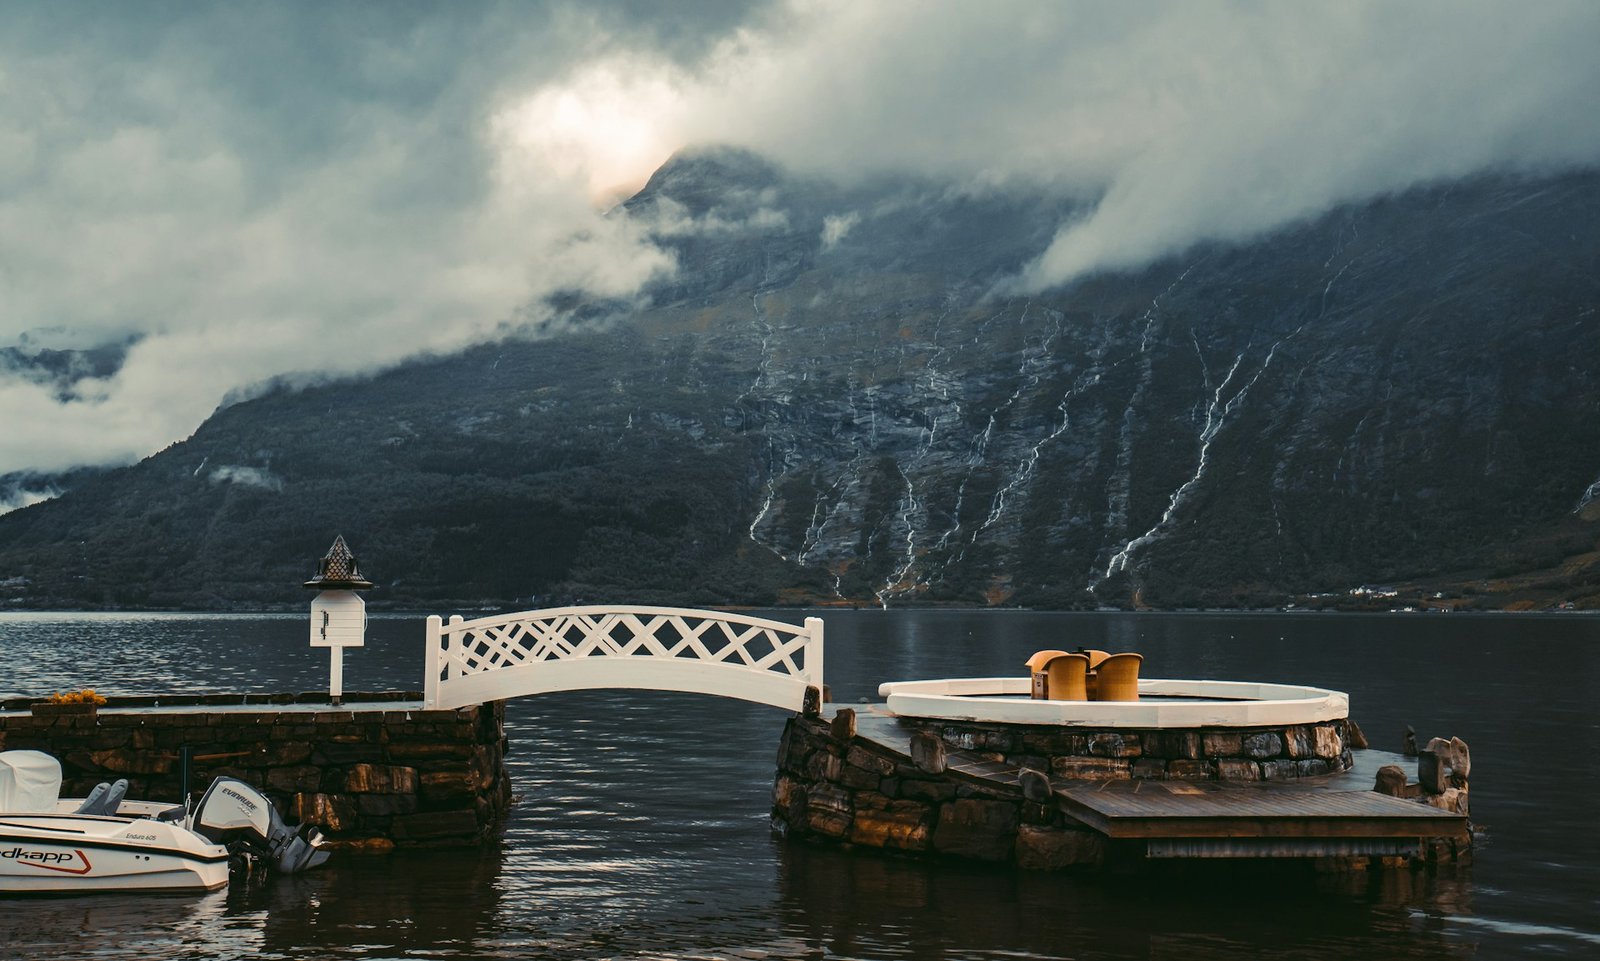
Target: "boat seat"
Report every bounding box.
[74,779,128,817]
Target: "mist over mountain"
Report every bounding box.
[1,151,1597,611]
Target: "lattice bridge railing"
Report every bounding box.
[423,606,824,711]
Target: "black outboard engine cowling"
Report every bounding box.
[192,777,331,874]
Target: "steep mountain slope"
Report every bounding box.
[2,152,1597,610]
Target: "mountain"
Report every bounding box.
[2,150,1598,611]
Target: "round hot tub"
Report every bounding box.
[876,677,1355,781]
[877,677,1348,728]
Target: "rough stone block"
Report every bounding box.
[419,771,478,805]
[358,793,420,817]
[1216,759,1259,781]
[1144,731,1201,760]
[1019,768,1053,804]
[1023,732,1089,756]
[805,784,852,838]
[939,727,977,751]
[345,763,419,794]
[1088,733,1142,758]
[932,799,1018,861]
[899,778,957,803]
[1015,825,1104,871]
[1417,750,1446,794]
[1166,759,1213,781]
[806,749,843,783]
[802,685,822,717]
[910,733,946,775]
[850,799,930,851]
[1202,732,1243,758]
[772,774,806,825]
[256,742,313,767]
[386,741,474,762]
[1131,758,1167,779]
[1373,764,1415,798]
[85,748,174,776]
[1051,756,1131,780]
[1283,726,1315,759]
[266,766,323,793]
[1449,737,1471,781]
[1242,732,1283,759]
[840,764,881,792]
[775,721,812,775]
[830,708,857,744]
[845,745,895,776]
[941,726,1004,752]
[1313,725,1343,760]
[1296,759,1331,778]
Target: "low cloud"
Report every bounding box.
[0,3,689,474]
[3,1,1598,475]
[637,196,791,237]
[820,212,859,251]
[208,466,283,492]
[0,486,59,517]
[672,2,1600,289]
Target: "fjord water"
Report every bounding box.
[1,610,1596,961]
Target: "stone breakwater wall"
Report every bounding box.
[902,717,1355,781]
[772,715,1107,870]
[0,693,510,852]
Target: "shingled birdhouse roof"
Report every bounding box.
[303,535,375,590]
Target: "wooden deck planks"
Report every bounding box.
[1057,779,1470,841]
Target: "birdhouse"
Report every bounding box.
[304,535,374,704]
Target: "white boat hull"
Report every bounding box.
[0,811,230,894]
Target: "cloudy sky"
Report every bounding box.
[2,0,1597,485]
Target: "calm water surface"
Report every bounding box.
[1,609,1597,960]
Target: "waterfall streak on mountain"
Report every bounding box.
[748,477,786,560]
[878,464,921,608]
[1100,320,1308,582]
[1099,262,1203,566]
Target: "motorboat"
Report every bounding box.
[0,750,329,894]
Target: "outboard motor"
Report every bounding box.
[192,777,330,875]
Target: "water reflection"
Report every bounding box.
[2,610,1598,959]
[775,844,1483,960]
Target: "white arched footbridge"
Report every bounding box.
[423,606,824,712]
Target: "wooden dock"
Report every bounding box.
[1056,778,1467,858]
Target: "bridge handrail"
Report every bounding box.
[423,605,824,712]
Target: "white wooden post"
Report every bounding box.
[424,615,443,708]
[805,616,825,699]
[447,614,465,683]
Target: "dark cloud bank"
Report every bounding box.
[1,0,1596,487]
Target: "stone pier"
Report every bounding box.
[0,692,511,852]
[772,707,1471,872]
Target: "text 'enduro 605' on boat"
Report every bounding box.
[0,750,329,894]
